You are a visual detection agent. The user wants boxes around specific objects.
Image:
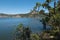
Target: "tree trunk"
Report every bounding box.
[54,0,56,14]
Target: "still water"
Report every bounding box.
[0,18,46,40]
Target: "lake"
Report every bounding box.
[0,18,49,40]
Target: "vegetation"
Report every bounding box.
[15,0,60,40]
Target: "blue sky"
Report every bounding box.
[0,0,56,14]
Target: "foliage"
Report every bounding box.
[33,2,41,12]
[16,24,41,40]
[48,14,60,28]
[15,0,60,40]
[39,10,45,14]
[31,33,40,40]
[16,23,23,31]
[16,24,31,40]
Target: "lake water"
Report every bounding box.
[0,18,49,40]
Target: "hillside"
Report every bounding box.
[0,12,46,18]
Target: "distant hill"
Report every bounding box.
[0,12,46,18]
[0,13,30,17]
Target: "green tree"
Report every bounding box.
[33,2,41,12]
[31,34,40,40]
[56,0,60,13]
[39,10,45,14]
[42,0,52,17]
[42,0,57,17]
[36,2,41,12]
[33,6,37,11]
[16,24,31,40]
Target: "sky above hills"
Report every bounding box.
[0,0,56,14]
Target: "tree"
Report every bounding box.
[42,0,52,17]
[33,6,37,11]
[42,0,57,17]
[16,24,24,40]
[56,0,60,13]
[25,27,31,40]
[31,34,40,40]
[39,10,45,14]
[16,24,31,40]
[36,2,41,12]
[54,0,56,14]
[46,0,52,3]
[33,2,41,12]
[45,0,56,14]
